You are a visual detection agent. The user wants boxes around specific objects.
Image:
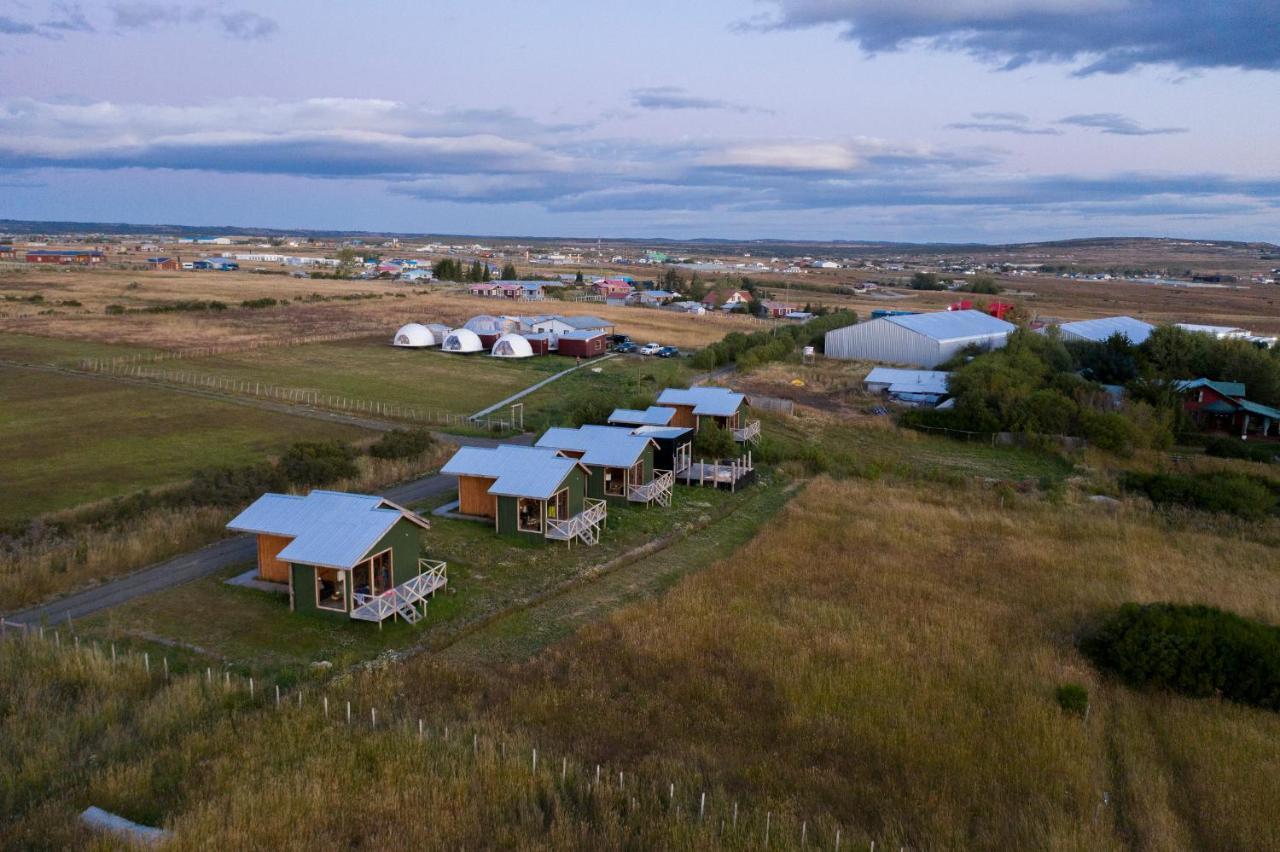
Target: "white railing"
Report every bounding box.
[732,419,762,444]
[628,469,674,507]
[350,559,448,624]
[545,498,608,545]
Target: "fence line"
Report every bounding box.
[75,359,514,433]
[908,424,1088,450]
[746,394,796,416]
[0,620,883,850]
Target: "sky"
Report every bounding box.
[1,0,1278,243]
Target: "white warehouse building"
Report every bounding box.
[824,310,1016,368]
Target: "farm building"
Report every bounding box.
[557,330,608,358]
[147,256,180,270]
[864,367,950,405]
[656,387,760,443]
[608,406,678,427]
[562,315,615,334]
[392,323,438,348]
[491,333,535,358]
[225,490,445,624]
[824,309,1015,368]
[441,445,606,545]
[535,425,672,506]
[1175,378,1279,440]
[26,249,104,265]
[441,328,484,353]
[1054,316,1155,345]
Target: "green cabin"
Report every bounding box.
[226,490,446,624]
[534,425,672,507]
[441,444,606,545]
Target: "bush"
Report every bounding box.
[567,393,617,428]
[1055,683,1089,715]
[1082,411,1141,456]
[277,441,359,487]
[185,462,287,507]
[692,421,736,460]
[1205,437,1279,464]
[1081,603,1280,712]
[1121,470,1278,519]
[690,348,719,370]
[240,297,279,309]
[369,429,436,460]
[105,304,125,315]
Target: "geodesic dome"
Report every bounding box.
[490,333,534,358]
[441,328,484,353]
[392,323,435,348]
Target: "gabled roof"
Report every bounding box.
[1174,378,1248,398]
[559,329,606,341]
[883,309,1015,342]
[562,315,613,330]
[226,490,429,570]
[441,445,585,500]
[657,386,745,417]
[1056,315,1155,344]
[536,425,656,468]
[865,367,950,396]
[1238,398,1280,419]
[631,424,693,440]
[608,406,677,426]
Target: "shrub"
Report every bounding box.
[1082,411,1140,456]
[277,441,359,487]
[568,393,616,428]
[104,304,125,315]
[1054,683,1089,715]
[240,297,279,309]
[1205,437,1279,464]
[690,348,719,370]
[369,429,436,460]
[185,462,286,507]
[692,421,736,461]
[1081,603,1280,712]
[1121,470,1277,519]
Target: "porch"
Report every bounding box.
[677,451,755,491]
[628,469,675,507]
[545,498,608,546]
[732,419,762,444]
[349,559,448,625]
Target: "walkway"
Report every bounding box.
[469,353,618,420]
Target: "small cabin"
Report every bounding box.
[441,445,606,546]
[656,387,761,444]
[557,330,608,358]
[535,425,672,506]
[225,491,446,624]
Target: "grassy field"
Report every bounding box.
[0,366,371,522]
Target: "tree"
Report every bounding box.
[693,420,736,460]
[909,272,945,291]
[661,267,684,292]
[334,247,360,278]
[500,262,519,280]
[574,270,584,285]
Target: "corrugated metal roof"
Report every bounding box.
[656,387,745,417]
[631,425,693,440]
[1175,378,1247,397]
[558,329,606,341]
[226,490,425,570]
[1057,316,1155,344]
[562,315,613,330]
[441,445,581,500]
[536,425,654,467]
[865,367,950,395]
[884,309,1016,342]
[608,406,676,426]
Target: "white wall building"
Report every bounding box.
[824,310,1015,368]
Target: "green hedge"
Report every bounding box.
[1204,437,1279,464]
[1121,470,1278,519]
[1082,602,1280,711]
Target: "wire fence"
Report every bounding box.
[0,619,881,850]
[75,358,516,432]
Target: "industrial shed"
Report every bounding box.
[824,309,1015,368]
[1053,316,1155,345]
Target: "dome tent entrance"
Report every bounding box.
[441,328,484,353]
[392,323,437,348]
[491,333,534,358]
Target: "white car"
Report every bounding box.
[639,342,662,355]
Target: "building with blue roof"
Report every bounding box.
[226,490,445,624]
[441,445,606,544]
[608,406,677,427]
[824,309,1015,368]
[656,386,760,444]
[535,425,673,505]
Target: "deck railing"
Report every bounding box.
[350,559,448,625]
[545,498,608,546]
[628,469,674,507]
[732,419,762,444]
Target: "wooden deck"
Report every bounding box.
[677,453,755,490]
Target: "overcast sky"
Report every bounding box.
[2,0,1278,242]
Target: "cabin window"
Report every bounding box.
[548,488,569,521]
[517,497,544,533]
[604,467,626,496]
[315,568,347,612]
[628,461,644,487]
[354,549,393,599]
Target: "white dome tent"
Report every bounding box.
[392,322,435,348]
[441,328,484,353]
[463,315,506,336]
[490,333,534,359]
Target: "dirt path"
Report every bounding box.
[435,481,798,666]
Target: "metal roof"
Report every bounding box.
[608,406,677,426]
[1056,316,1155,344]
[441,445,583,500]
[1175,378,1247,398]
[562,315,613,330]
[225,490,428,570]
[536,425,655,467]
[656,386,745,417]
[558,329,606,341]
[883,309,1016,342]
[865,367,950,395]
[631,425,693,440]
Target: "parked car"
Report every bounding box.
[607,333,631,348]
[656,346,680,358]
[615,341,638,353]
[638,342,662,356]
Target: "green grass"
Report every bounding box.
[0,366,370,522]
[0,331,162,366]
[79,480,763,680]
[517,354,697,429]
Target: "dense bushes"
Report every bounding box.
[692,420,736,460]
[1121,470,1278,519]
[690,310,857,369]
[277,441,360,488]
[1204,437,1279,464]
[1082,603,1280,712]
[369,428,436,460]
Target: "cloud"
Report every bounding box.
[218,9,276,39]
[629,86,764,113]
[1,3,92,37]
[1058,113,1188,136]
[751,1,1280,75]
[948,112,1062,135]
[110,3,278,39]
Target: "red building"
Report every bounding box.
[593,279,632,299]
[26,250,104,266]
[147,256,181,270]
[557,330,608,358]
[1177,378,1279,440]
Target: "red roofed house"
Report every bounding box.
[468,283,498,297]
[593,279,632,299]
